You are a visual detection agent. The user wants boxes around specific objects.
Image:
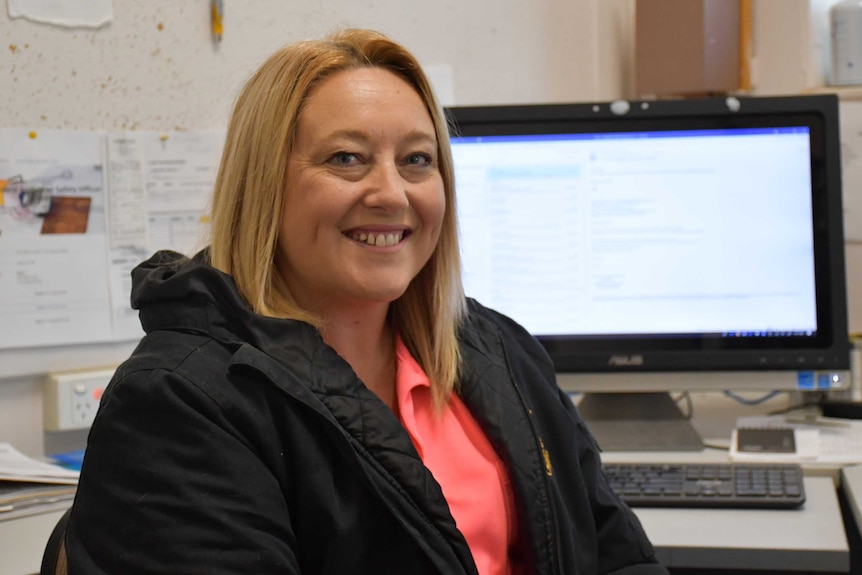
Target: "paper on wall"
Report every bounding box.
[423,64,456,107]
[103,130,224,341]
[0,128,115,349]
[138,131,224,257]
[839,100,862,242]
[7,0,113,28]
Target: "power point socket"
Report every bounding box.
[43,368,115,432]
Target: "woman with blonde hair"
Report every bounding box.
[66,28,667,575]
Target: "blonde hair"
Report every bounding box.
[209,29,466,406]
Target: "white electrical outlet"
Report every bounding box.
[43,368,115,432]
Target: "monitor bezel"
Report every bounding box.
[446,95,850,376]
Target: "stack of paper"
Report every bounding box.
[0,443,78,521]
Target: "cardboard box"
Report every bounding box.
[636,0,741,97]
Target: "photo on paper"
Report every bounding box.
[0,164,104,238]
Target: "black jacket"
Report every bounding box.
[66,250,667,575]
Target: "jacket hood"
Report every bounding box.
[130,249,324,352]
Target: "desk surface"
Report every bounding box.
[841,464,862,553]
[635,476,849,572]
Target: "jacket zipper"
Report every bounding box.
[506,373,565,575]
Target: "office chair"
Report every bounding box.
[40,507,71,575]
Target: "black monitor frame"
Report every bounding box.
[446,95,851,450]
[446,95,850,379]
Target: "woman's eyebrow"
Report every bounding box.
[320,129,437,145]
[317,129,369,144]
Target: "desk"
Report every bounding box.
[0,507,67,575]
[843,464,862,524]
[840,463,862,565]
[635,477,849,572]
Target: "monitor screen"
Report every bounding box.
[447,95,851,450]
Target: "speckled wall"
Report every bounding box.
[1,0,610,135]
[0,0,620,397]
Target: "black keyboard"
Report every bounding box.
[602,462,806,509]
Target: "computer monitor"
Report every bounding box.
[446,95,851,451]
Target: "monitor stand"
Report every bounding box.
[576,392,704,451]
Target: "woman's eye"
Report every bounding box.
[404,153,433,167]
[330,152,359,166]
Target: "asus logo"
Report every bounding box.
[607,354,644,367]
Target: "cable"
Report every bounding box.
[722,389,783,406]
[701,440,731,451]
[767,391,829,416]
[672,392,694,420]
[670,393,728,450]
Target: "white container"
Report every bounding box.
[831,0,862,85]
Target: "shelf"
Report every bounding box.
[804,85,862,100]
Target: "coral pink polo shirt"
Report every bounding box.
[395,337,520,575]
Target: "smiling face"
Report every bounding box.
[277,67,445,317]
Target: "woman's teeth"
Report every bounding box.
[350,231,403,246]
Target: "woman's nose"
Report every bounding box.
[364,162,409,212]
